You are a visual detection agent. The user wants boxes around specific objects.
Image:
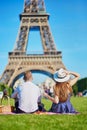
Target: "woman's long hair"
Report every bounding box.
[54,82,73,102]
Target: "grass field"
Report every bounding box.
[0,97,87,130]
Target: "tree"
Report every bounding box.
[77,78,87,92]
[0,83,12,97]
[72,77,87,95]
[73,83,78,96]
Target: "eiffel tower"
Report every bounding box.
[0,0,65,86]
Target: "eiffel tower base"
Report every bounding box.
[0,52,65,86]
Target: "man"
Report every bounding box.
[11,71,41,113]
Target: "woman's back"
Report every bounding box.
[54,82,72,102]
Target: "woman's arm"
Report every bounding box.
[44,92,59,104]
[69,71,80,86]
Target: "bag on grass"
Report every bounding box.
[0,96,14,113]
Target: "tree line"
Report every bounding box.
[73,77,87,96]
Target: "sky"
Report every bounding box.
[0,0,87,84]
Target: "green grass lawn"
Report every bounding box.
[0,97,87,130]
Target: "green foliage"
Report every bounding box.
[0,83,12,96]
[77,78,87,92]
[73,83,78,96]
[73,77,87,94]
[0,83,6,91]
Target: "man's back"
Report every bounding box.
[18,81,40,113]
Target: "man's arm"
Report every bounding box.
[11,89,18,99]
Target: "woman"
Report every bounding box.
[44,68,80,113]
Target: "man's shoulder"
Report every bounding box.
[30,82,38,88]
[23,81,36,86]
[22,81,39,89]
[29,82,39,89]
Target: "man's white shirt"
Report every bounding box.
[11,81,41,113]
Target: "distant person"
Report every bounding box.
[44,68,80,114]
[11,71,41,113]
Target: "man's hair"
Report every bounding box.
[23,71,32,81]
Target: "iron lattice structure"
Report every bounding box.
[0,0,65,86]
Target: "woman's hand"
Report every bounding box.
[64,69,70,75]
[43,92,59,104]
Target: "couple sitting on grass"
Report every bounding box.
[11,68,80,114]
